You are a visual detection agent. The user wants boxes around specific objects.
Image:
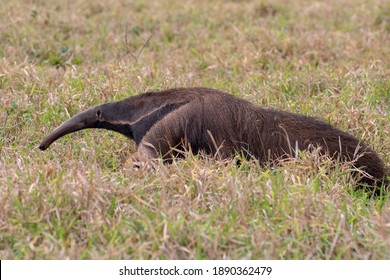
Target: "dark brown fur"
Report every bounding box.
[39,87,389,191]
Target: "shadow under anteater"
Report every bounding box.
[39,87,389,193]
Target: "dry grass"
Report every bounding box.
[0,0,389,259]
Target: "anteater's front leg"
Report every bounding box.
[132,106,189,168]
[131,137,180,170]
[130,141,159,170]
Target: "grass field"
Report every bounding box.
[0,0,389,259]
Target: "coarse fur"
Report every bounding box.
[39,87,389,192]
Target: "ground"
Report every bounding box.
[0,0,389,259]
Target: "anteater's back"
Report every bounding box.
[181,88,388,188]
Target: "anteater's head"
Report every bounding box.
[39,102,134,150]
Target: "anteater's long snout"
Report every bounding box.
[39,108,98,150]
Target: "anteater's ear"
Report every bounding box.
[96,108,103,121]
